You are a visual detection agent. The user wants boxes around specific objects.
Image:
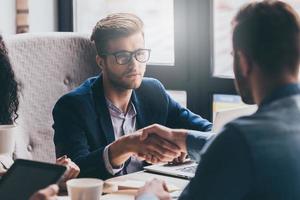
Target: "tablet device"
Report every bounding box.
[0,159,66,200]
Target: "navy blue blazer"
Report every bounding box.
[52,75,212,179]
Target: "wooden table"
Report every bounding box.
[58,171,189,200]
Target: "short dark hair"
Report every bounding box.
[90,13,144,55]
[0,35,19,124]
[233,0,300,74]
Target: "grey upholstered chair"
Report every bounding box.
[4,33,99,163]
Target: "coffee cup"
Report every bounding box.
[0,125,16,155]
[67,178,104,200]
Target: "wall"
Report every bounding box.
[0,0,16,34]
[29,0,57,32]
[0,0,57,35]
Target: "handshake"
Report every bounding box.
[108,124,189,168]
[136,124,188,164]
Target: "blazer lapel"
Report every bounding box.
[91,75,115,144]
[131,91,147,130]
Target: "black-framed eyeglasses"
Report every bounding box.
[100,48,151,65]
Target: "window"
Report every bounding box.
[59,0,238,121]
[61,0,300,121]
[213,0,300,78]
[74,0,174,65]
[213,94,243,113]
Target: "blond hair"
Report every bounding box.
[91,13,144,55]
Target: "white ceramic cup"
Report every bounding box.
[67,178,104,200]
[0,125,16,155]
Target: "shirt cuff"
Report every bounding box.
[136,193,160,200]
[186,130,215,162]
[103,145,124,175]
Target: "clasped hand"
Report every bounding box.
[133,124,188,164]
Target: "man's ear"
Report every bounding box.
[96,55,104,70]
[237,51,252,77]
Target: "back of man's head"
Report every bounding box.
[233,0,300,76]
[90,13,144,56]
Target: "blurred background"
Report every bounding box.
[1,0,299,120]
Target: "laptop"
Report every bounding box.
[144,160,198,179]
[212,105,257,133]
[144,105,257,179]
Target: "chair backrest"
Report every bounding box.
[4,33,99,162]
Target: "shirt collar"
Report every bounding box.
[260,83,300,107]
[106,98,137,119]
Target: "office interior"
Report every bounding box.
[1,0,299,199]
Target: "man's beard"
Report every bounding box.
[234,57,255,105]
[105,68,143,91]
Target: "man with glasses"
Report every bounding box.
[52,13,212,179]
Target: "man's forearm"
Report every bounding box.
[108,135,134,168]
[173,130,188,152]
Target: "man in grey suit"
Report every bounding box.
[136,0,300,199]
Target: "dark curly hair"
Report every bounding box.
[0,35,19,124]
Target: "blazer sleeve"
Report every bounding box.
[186,130,216,162]
[52,96,112,179]
[155,82,212,131]
[179,125,253,200]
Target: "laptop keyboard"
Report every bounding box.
[176,165,197,174]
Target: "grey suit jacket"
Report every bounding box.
[180,93,300,200]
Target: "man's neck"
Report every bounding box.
[103,80,132,113]
[251,72,299,105]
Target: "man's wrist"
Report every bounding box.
[123,134,139,154]
[185,130,215,162]
[103,145,124,175]
[108,136,133,168]
[175,130,188,153]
